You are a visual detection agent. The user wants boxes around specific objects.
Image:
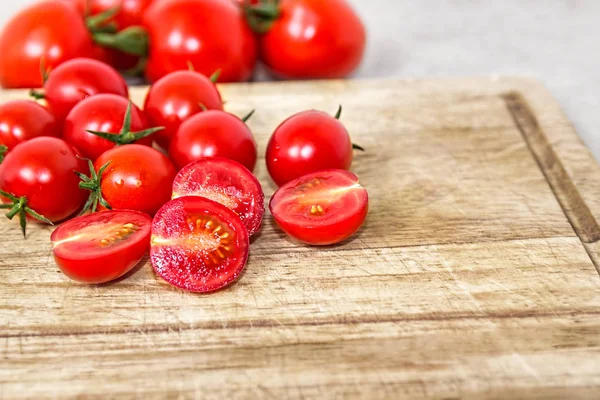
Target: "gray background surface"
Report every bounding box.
[2,0,598,159]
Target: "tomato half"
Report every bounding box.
[0,101,60,154]
[0,2,94,88]
[169,110,257,172]
[151,196,250,293]
[51,210,152,284]
[143,0,257,83]
[266,108,355,186]
[35,58,129,123]
[144,70,224,150]
[172,158,264,235]
[269,169,368,245]
[64,94,153,161]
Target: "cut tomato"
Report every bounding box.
[269,169,369,245]
[150,196,249,293]
[51,210,152,284]
[172,158,264,236]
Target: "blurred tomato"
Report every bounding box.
[0,101,60,153]
[0,2,94,88]
[143,0,257,83]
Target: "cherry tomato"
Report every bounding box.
[248,0,366,79]
[270,169,368,245]
[33,58,128,123]
[143,0,257,83]
[172,158,264,235]
[64,94,154,161]
[0,2,94,88]
[144,70,224,149]
[0,101,60,156]
[51,210,152,284]
[169,110,257,172]
[151,196,250,292]
[0,137,87,235]
[82,144,177,216]
[266,108,355,186]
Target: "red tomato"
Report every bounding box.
[143,0,257,83]
[51,210,152,284]
[252,0,366,79]
[172,158,264,235]
[34,58,128,123]
[84,144,177,216]
[151,196,250,292]
[169,110,257,172]
[266,108,354,186]
[0,2,94,88]
[270,169,368,245]
[0,101,60,154]
[144,70,224,149]
[64,94,154,161]
[0,137,87,234]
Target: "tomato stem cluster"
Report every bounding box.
[86,7,120,34]
[0,189,52,237]
[0,145,7,163]
[77,158,112,215]
[243,0,281,34]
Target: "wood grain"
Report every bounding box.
[1,78,600,399]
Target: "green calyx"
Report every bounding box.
[241,109,255,123]
[0,189,53,238]
[0,145,7,164]
[332,105,365,152]
[92,26,149,57]
[243,0,281,34]
[86,7,120,34]
[77,158,112,215]
[86,101,164,146]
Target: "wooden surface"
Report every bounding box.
[1,78,600,399]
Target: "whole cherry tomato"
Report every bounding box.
[0,137,87,235]
[0,101,60,160]
[0,2,94,88]
[169,110,257,172]
[80,144,177,216]
[144,70,224,149]
[142,0,257,83]
[32,58,128,123]
[64,94,160,161]
[245,0,366,79]
[266,107,360,186]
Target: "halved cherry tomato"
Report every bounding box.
[32,58,129,123]
[142,0,257,83]
[144,70,224,149]
[0,137,87,235]
[81,144,176,216]
[0,2,94,88]
[51,210,152,284]
[151,196,250,293]
[169,110,257,172]
[172,158,264,235]
[0,101,60,157]
[64,94,157,161]
[269,169,368,245]
[266,107,357,186]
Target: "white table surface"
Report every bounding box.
[2,0,599,160]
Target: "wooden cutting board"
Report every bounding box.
[1,78,599,399]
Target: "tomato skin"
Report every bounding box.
[260,0,366,79]
[143,0,258,83]
[0,137,87,222]
[43,58,129,123]
[144,71,224,149]
[169,111,257,172]
[0,101,60,152]
[51,210,152,284]
[266,110,353,186]
[95,145,177,216]
[64,94,151,161]
[0,2,94,88]
[269,169,368,245]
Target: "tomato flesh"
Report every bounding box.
[269,169,368,245]
[172,158,264,236]
[51,210,152,284]
[151,196,249,293]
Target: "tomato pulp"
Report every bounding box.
[52,210,152,284]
